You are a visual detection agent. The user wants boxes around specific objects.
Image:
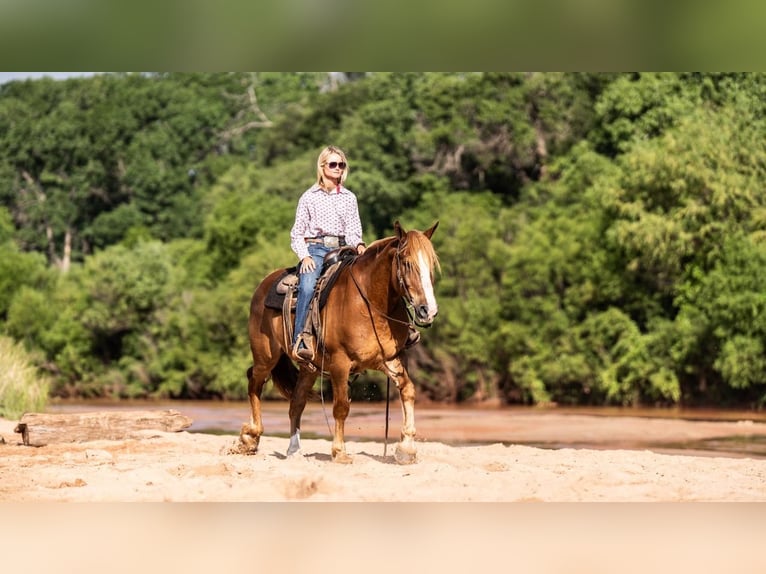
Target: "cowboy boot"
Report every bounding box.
[294,333,315,361]
[405,326,421,348]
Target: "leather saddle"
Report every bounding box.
[265,247,358,349]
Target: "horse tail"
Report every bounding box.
[270,353,298,399]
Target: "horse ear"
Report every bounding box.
[424,220,439,239]
[394,220,406,240]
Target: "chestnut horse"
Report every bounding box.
[239,221,439,464]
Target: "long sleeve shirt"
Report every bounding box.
[290,184,364,260]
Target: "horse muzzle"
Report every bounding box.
[413,304,437,327]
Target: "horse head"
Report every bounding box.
[394,220,440,327]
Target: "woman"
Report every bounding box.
[290,145,366,361]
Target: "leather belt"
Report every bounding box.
[305,235,345,248]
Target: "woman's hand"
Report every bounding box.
[356,243,366,255]
[300,256,315,273]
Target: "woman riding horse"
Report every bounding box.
[240,220,439,464]
[289,145,367,362]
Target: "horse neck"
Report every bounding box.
[353,246,402,311]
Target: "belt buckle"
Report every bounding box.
[323,236,340,248]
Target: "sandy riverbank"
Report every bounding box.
[3,412,766,501]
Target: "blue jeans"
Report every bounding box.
[293,243,332,346]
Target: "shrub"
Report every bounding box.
[0,336,50,419]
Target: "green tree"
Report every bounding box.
[0,234,50,320]
[202,163,295,279]
[675,235,766,406]
[0,74,241,266]
[586,79,766,405]
[6,72,766,407]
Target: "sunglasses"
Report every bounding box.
[326,161,347,170]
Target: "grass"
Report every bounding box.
[0,336,49,420]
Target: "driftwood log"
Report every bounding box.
[13,410,193,446]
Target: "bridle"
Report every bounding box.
[349,241,420,331]
[394,247,423,325]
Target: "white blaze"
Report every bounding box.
[417,251,438,319]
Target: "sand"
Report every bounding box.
[3,408,766,502]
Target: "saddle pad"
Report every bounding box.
[317,254,356,310]
[264,267,297,311]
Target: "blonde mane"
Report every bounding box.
[364,230,440,274]
[400,230,440,274]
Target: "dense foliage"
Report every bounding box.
[3,72,766,408]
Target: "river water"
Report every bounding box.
[45,398,766,459]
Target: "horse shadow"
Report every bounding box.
[269,449,397,465]
[269,450,333,463]
[357,450,399,465]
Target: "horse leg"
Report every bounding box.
[239,365,269,454]
[384,357,418,465]
[286,368,318,456]
[329,363,353,464]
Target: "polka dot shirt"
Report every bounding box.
[290,184,364,260]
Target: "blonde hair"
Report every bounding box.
[316,145,349,189]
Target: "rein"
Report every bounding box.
[347,248,415,456]
[347,254,415,373]
[347,250,415,331]
[308,251,410,452]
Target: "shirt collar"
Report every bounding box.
[311,183,347,194]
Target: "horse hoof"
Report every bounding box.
[238,436,259,455]
[286,445,301,457]
[394,446,417,465]
[332,452,354,464]
[239,426,261,454]
[286,430,301,457]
